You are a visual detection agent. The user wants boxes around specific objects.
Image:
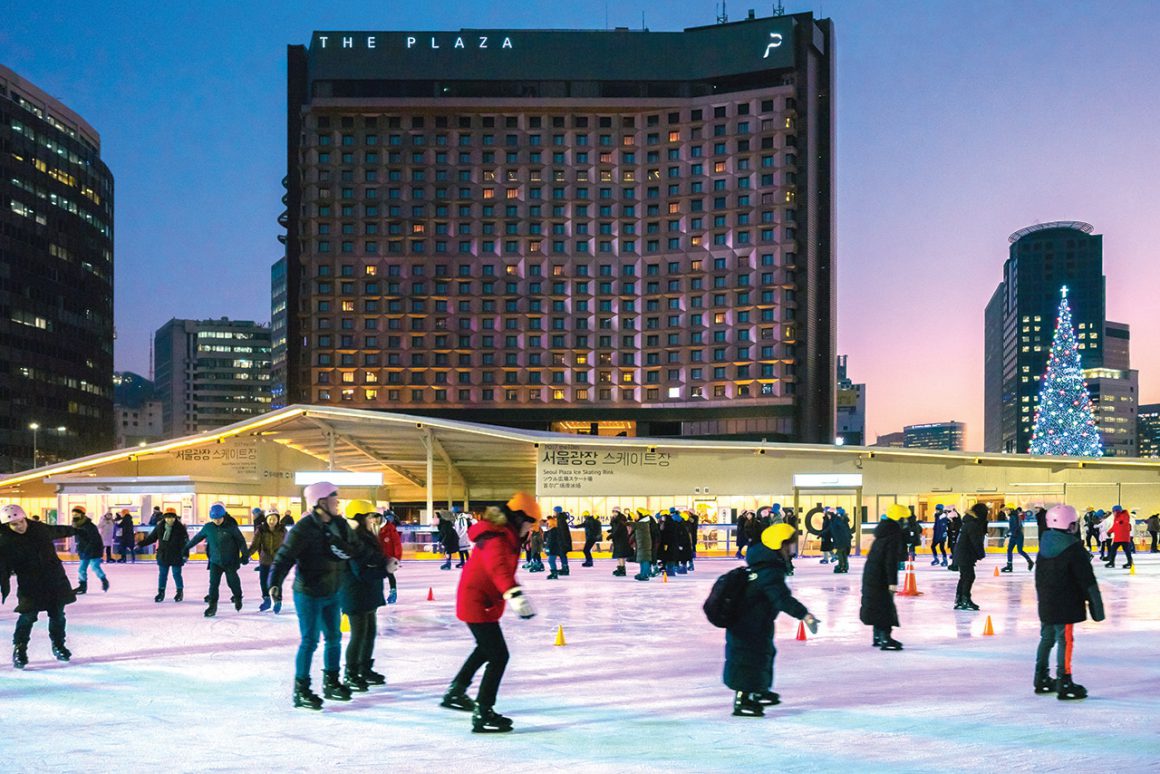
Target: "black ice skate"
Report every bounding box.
[756,691,781,706]
[231,596,243,612]
[362,660,386,685]
[322,670,352,701]
[1000,563,1013,573]
[293,678,324,711]
[963,598,981,611]
[1034,670,1057,694]
[13,645,28,670]
[879,636,903,651]
[204,601,218,618]
[73,581,87,594]
[51,641,71,662]
[546,570,559,580]
[440,682,475,711]
[472,705,514,733]
[1057,674,1087,700]
[101,576,109,592]
[154,589,165,603]
[732,691,765,717]
[345,664,369,693]
[174,589,183,602]
[612,567,626,577]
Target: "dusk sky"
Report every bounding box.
[4,0,1158,450]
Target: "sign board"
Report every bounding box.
[793,474,863,489]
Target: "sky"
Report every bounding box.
[3,0,1159,450]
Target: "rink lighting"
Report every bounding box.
[793,474,863,488]
[294,471,383,487]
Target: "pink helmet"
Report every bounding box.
[304,481,338,509]
[1045,504,1078,531]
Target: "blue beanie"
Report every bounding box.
[835,507,846,516]
[209,504,228,520]
[553,506,563,514]
[771,503,781,512]
[935,504,944,510]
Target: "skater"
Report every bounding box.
[931,505,949,566]
[1002,507,1035,572]
[526,520,545,572]
[117,509,136,563]
[99,511,116,561]
[1147,513,1159,553]
[952,503,989,611]
[684,509,699,572]
[903,513,922,563]
[660,510,689,576]
[377,509,402,604]
[454,508,473,568]
[247,510,287,612]
[946,507,962,554]
[544,510,572,579]
[70,506,109,595]
[184,503,249,617]
[830,508,852,574]
[1097,510,1113,561]
[819,509,833,564]
[608,510,632,576]
[724,523,819,717]
[860,504,907,650]
[632,509,654,581]
[340,501,389,691]
[137,507,189,602]
[436,510,459,571]
[1083,508,1100,553]
[269,481,360,710]
[1105,506,1134,569]
[441,492,539,733]
[735,511,751,559]
[1034,505,1105,700]
[148,506,164,527]
[648,509,662,576]
[0,505,78,668]
[580,511,601,567]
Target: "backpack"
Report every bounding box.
[703,567,751,628]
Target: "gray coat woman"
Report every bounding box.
[632,512,654,580]
[98,512,116,561]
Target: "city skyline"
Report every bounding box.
[5,0,1159,449]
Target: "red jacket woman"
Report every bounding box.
[1110,510,1132,543]
[456,517,521,623]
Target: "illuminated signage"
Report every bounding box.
[793,474,864,488]
[762,32,784,58]
[315,34,514,51]
[294,471,384,487]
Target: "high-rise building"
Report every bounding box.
[153,318,273,437]
[984,222,1105,453]
[112,372,163,448]
[835,354,865,446]
[284,14,836,441]
[0,65,114,470]
[270,257,288,409]
[873,431,905,448]
[1087,321,1138,456]
[903,421,965,451]
[1138,403,1160,458]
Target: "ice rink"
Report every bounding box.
[3,550,1158,773]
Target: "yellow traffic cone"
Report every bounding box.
[1129,564,1136,576]
[340,614,351,633]
[662,572,668,583]
[982,615,995,636]
[554,624,566,646]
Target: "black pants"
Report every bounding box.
[258,564,273,597]
[1107,541,1134,566]
[834,547,850,572]
[14,605,66,646]
[1086,531,1099,551]
[582,538,597,563]
[955,562,977,601]
[931,539,947,559]
[346,610,377,667]
[120,542,135,563]
[1149,531,1158,552]
[453,622,509,708]
[208,564,243,602]
[104,546,114,561]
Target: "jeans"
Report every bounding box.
[956,562,977,601]
[14,604,66,645]
[548,553,570,573]
[452,621,509,708]
[1151,531,1158,552]
[582,538,597,563]
[638,561,651,577]
[1007,534,1032,564]
[208,564,243,602]
[77,558,107,583]
[834,547,850,572]
[1106,541,1134,566]
[158,563,184,591]
[293,590,342,679]
[346,611,377,667]
[931,539,947,559]
[1035,622,1073,676]
[258,564,274,597]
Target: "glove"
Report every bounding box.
[503,586,536,619]
[888,585,897,593]
[270,586,282,602]
[803,613,820,635]
[385,557,400,574]
[1087,584,1105,622]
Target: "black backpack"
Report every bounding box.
[703,567,751,628]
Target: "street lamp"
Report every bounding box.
[28,422,39,468]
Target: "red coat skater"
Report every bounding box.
[456,518,521,623]
[1109,510,1132,543]
[377,521,402,562]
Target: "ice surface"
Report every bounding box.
[3,552,1159,773]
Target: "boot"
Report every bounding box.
[440,682,475,712]
[259,596,272,612]
[1034,669,1057,694]
[293,677,324,711]
[472,704,513,733]
[231,595,243,612]
[387,588,397,604]
[13,644,28,670]
[964,598,981,611]
[755,691,781,706]
[1000,563,1013,573]
[732,691,765,717]
[204,601,218,618]
[634,573,650,581]
[581,560,593,567]
[440,560,452,570]
[1027,558,1035,571]
[155,589,165,603]
[345,663,369,693]
[174,589,184,603]
[273,598,282,614]
[559,567,570,577]
[363,660,386,685]
[1057,674,1087,700]
[612,567,626,577]
[74,580,88,595]
[100,576,109,592]
[879,635,903,651]
[52,641,72,662]
[546,570,559,580]
[872,627,884,648]
[322,670,352,701]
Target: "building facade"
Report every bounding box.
[1087,321,1138,456]
[903,421,966,451]
[113,372,164,449]
[984,222,1105,453]
[1138,403,1160,458]
[0,65,114,471]
[270,257,288,409]
[835,354,865,445]
[153,318,273,437]
[873,431,905,448]
[284,14,836,441]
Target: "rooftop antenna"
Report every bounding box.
[773,1,785,15]
[605,0,609,29]
[717,1,729,24]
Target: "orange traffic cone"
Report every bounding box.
[982,615,995,636]
[662,572,668,583]
[554,624,566,647]
[897,567,921,597]
[427,587,435,601]
[994,566,1000,577]
[795,620,808,641]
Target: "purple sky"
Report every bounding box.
[4,0,1159,449]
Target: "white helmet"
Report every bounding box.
[0,504,28,524]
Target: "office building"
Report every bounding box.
[904,421,965,451]
[873,431,905,448]
[835,354,865,445]
[113,372,164,448]
[271,257,289,409]
[1138,403,1160,458]
[1087,321,1137,457]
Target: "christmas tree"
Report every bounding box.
[1028,286,1103,457]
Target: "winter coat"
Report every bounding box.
[185,520,248,570]
[1007,511,1024,539]
[1110,511,1132,543]
[0,521,77,614]
[557,520,574,552]
[904,517,923,548]
[735,515,750,548]
[1035,530,1103,625]
[828,515,852,551]
[723,541,809,693]
[859,519,903,629]
[685,513,699,552]
[744,515,763,543]
[582,515,602,542]
[608,518,633,559]
[98,513,116,544]
[72,518,104,560]
[632,517,654,564]
[819,515,834,551]
[137,519,190,566]
[437,518,460,553]
[648,516,660,561]
[270,510,358,598]
[932,514,948,542]
[247,522,287,566]
[118,514,136,548]
[659,517,690,563]
[1148,515,1160,533]
[528,528,544,556]
[952,514,986,566]
[456,519,521,623]
[455,516,473,550]
[545,519,573,556]
[341,527,388,615]
[378,522,403,561]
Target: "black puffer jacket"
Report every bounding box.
[137,519,190,566]
[1036,530,1104,625]
[0,522,77,614]
[72,518,104,560]
[859,518,903,628]
[829,515,852,551]
[340,526,387,615]
[953,513,987,566]
[608,517,633,559]
[437,517,460,553]
[270,510,357,598]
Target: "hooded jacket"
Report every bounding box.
[953,512,987,565]
[1109,511,1132,543]
[828,514,852,551]
[1035,529,1104,624]
[456,518,521,623]
[341,526,388,615]
[72,517,104,560]
[859,518,902,628]
[270,509,358,598]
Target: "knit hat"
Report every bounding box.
[71,505,87,515]
[970,502,989,520]
[209,503,228,520]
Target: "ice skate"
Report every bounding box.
[273,599,282,614]
[581,560,594,567]
[204,601,218,618]
[675,565,688,575]
[440,560,452,570]
[293,677,323,711]
[1057,674,1087,700]
[387,588,397,604]
[688,561,695,572]
[73,580,87,595]
[559,567,570,576]
[756,691,781,706]
[231,595,243,612]
[964,598,981,611]
[732,691,765,717]
[1027,559,1035,571]
[174,589,183,603]
[546,570,559,580]
[322,670,352,701]
[930,558,940,566]
[440,682,475,712]
[953,597,971,611]
[259,596,272,612]
[13,645,28,670]
[878,636,903,651]
[472,705,513,733]
[634,573,650,581]
[1034,670,1057,694]
[940,558,948,567]
[100,576,109,592]
[612,567,626,577]
[51,641,71,662]
[345,664,369,693]
[154,589,165,603]
[362,660,386,685]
